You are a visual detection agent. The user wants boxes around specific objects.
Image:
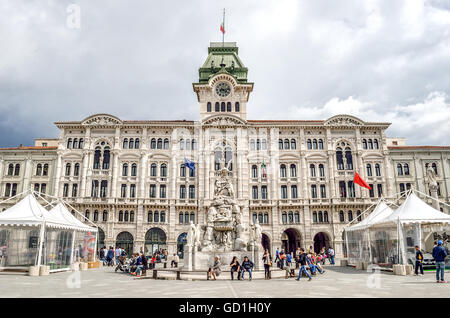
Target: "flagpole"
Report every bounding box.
[222,8,225,47]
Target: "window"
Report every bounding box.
[311,185,317,198]
[375,163,381,176]
[284,139,290,150]
[366,164,372,177]
[290,164,297,177]
[123,138,128,149]
[65,163,71,176]
[406,183,411,191]
[121,184,127,198]
[432,163,438,175]
[43,164,49,176]
[362,139,367,149]
[399,183,405,193]
[73,138,78,149]
[40,184,46,194]
[161,211,166,223]
[93,210,99,222]
[339,211,345,222]
[4,184,11,197]
[404,163,410,176]
[100,181,107,197]
[150,163,157,177]
[102,147,110,169]
[278,139,283,150]
[189,185,195,199]
[377,184,383,197]
[148,211,153,223]
[74,163,80,176]
[180,165,186,177]
[250,139,255,151]
[118,211,123,222]
[63,184,69,197]
[307,139,312,150]
[252,186,258,199]
[288,211,294,223]
[318,139,324,149]
[192,139,196,150]
[291,139,296,149]
[36,164,42,176]
[310,164,316,177]
[345,148,353,170]
[235,102,240,112]
[131,163,137,177]
[151,138,156,149]
[157,138,162,149]
[215,102,220,112]
[79,138,84,149]
[374,139,379,149]
[34,183,40,192]
[282,212,287,224]
[130,211,135,222]
[251,165,258,178]
[85,210,90,220]
[324,211,329,223]
[160,164,167,177]
[320,184,326,198]
[91,180,99,197]
[72,184,78,197]
[369,184,374,197]
[291,185,298,199]
[160,185,166,198]
[319,164,325,177]
[93,148,101,169]
[124,211,129,222]
[179,139,184,150]
[348,181,355,198]
[313,139,318,149]
[180,185,186,199]
[221,102,225,112]
[261,186,268,199]
[313,212,317,223]
[149,184,156,198]
[178,212,183,224]
[264,212,269,224]
[7,164,13,176]
[227,102,232,112]
[339,181,346,198]
[122,163,128,176]
[262,139,267,150]
[67,138,72,149]
[280,165,287,178]
[348,211,353,222]
[357,210,362,222]
[129,138,134,149]
[368,139,373,149]
[103,211,108,222]
[294,211,300,223]
[184,212,189,224]
[14,164,20,176]
[336,148,344,170]
[164,138,169,149]
[11,184,17,197]
[397,164,403,176]
[281,185,287,199]
[207,102,211,112]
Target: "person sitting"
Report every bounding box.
[207,256,221,280]
[240,256,254,281]
[312,253,325,273]
[171,253,180,268]
[134,253,148,278]
[230,256,241,280]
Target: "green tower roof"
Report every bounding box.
[197,42,249,84]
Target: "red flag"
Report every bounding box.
[220,23,225,34]
[353,172,371,190]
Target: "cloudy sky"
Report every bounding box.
[0,0,449,147]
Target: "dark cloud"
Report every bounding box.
[0,0,448,147]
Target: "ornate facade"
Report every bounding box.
[0,42,449,258]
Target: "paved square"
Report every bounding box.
[0,266,448,298]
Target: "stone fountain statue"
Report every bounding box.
[427,165,440,210]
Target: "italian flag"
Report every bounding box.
[261,160,267,178]
[220,23,225,34]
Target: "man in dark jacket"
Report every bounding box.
[432,240,448,283]
[414,246,424,276]
[240,256,254,281]
[296,248,312,281]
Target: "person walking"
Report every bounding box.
[114,246,121,265]
[328,247,335,265]
[296,248,312,281]
[240,256,254,281]
[230,256,241,280]
[414,245,424,276]
[274,248,281,268]
[432,240,448,283]
[262,249,272,280]
[106,246,115,266]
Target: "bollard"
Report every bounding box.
[28,266,40,276]
[39,265,50,276]
[405,264,414,275]
[71,262,79,271]
[79,262,88,271]
[355,261,364,270]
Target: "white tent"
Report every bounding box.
[346,201,395,232]
[49,203,96,232]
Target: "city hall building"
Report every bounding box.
[0,42,449,258]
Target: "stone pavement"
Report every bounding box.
[0,265,448,298]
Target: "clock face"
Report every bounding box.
[215,82,231,97]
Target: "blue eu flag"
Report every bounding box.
[184,158,195,171]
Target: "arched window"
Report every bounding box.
[131,163,137,176]
[320,184,326,198]
[179,212,183,224]
[336,147,344,170]
[375,163,381,176]
[290,164,297,177]
[432,163,438,175]
[135,138,140,149]
[65,163,71,176]
[150,163,157,177]
[291,139,296,149]
[256,139,260,150]
[130,211,135,222]
[67,138,72,149]
[235,102,240,112]
[7,164,13,176]
[280,164,287,178]
[357,210,362,222]
[14,164,20,176]
[215,102,220,112]
[227,102,232,112]
[221,102,225,112]
[124,211,129,222]
[164,138,169,149]
[313,212,318,223]
[160,211,166,223]
[129,138,134,149]
[189,185,195,199]
[291,185,298,198]
[123,138,128,149]
[79,138,84,149]
[404,163,410,176]
[118,210,123,222]
[154,211,159,223]
[324,211,329,223]
[180,165,186,177]
[374,139,379,149]
[288,211,294,223]
[151,138,156,149]
[179,139,184,150]
[207,102,212,112]
[93,210,99,222]
[262,139,267,150]
[250,139,255,150]
[43,164,49,176]
[184,212,189,224]
[102,147,110,169]
[318,211,323,223]
[258,212,263,224]
[157,138,162,149]
[74,163,80,176]
[368,139,373,149]
[36,164,42,176]
[185,139,190,151]
[362,139,367,149]
[319,164,325,177]
[345,147,353,170]
[251,165,258,178]
[282,212,287,224]
[147,211,153,223]
[253,212,258,224]
[122,163,128,176]
[85,210,90,220]
[284,139,290,150]
[397,163,403,176]
[278,139,283,150]
[73,138,78,149]
[311,185,317,198]
[366,164,372,177]
[294,211,300,223]
[318,139,324,149]
[313,139,318,149]
[160,164,167,177]
[307,139,312,149]
[103,210,108,222]
[339,211,345,222]
[310,164,316,177]
[93,147,101,169]
[348,211,353,222]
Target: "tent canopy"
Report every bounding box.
[374,192,450,226]
[346,200,395,232]
[49,203,96,232]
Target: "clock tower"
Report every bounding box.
[193,42,254,121]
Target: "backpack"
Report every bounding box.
[121,250,126,256]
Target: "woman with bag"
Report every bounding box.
[262,249,272,280]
